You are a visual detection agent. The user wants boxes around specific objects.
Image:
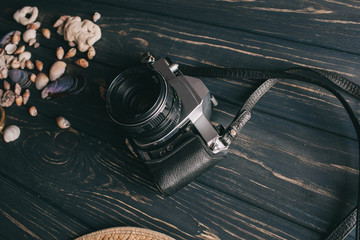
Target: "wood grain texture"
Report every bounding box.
[0,107,321,240]
[87,0,360,55]
[0,0,358,239]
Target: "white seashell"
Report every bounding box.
[49,61,66,81]
[14,83,21,95]
[18,51,31,61]
[93,12,101,22]
[29,106,37,116]
[35,73,49,90]
[22,29,36,43]
[13,6,38,26]
[20,58,26,69]
[56,116,71,129]
[5,43,17,54]
[3,125,20,143]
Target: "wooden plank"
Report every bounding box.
[88,0,360,55]
[0,106,321,239]
[0,0,359,140]
[0,174,91,239]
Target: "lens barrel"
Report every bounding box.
[106,65,181,145]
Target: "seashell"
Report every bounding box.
[35,73,49,90]
[12,31,21,45]
[3,125,20,143]
[14,45,25,54]
[49,61,66,81]
[0,48,4,56]
[19,51,31,61]
[68,41,76,47]
[57,25,64,36]
[35,60,43,71]
[22,89,30,104]
[41,75,86,99]
[53,18,64,28]
[75,58,89,68]
[14,83,21,95]
[0,31,15,48]
[87,46,95,60]
[5,43,17,54]
[0,90,15,107]
[30,73,36,82]
[15,95,22,106]
[11,58,20,69]
[29,106,37,116]
[29,38,36,47]
[34,42,40,48]
[20,58,26,69]
[8,69,31,88]
[22,29,36,43]
[3,80,10,90]
[13,6,38,25]
[56,47,64,60]
[93,12,101,22]
[27,21,41,30]
[56,116,71,129]
[42,28,50,39]
[0,89,2,98]
[0,67,8,79]
[4,55,14,68]
[64,48,76,58]
[60,15,70,21]
[25,60,34,70]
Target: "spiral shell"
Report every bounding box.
[30,73,36,82]
[3,80,10,90]
[64,48,76,59]
[3,125,20,143]
[14,83,21,95]
[15,95,22,106]
[87,46,95,60]
[35,60,43,71]
[56,116,71,129]
[14,45,25,54]
[49,61,66,81]
[42,28,50,39]
[75,58,89,68]
[22,89,30,105]
[56,47,64,60]
[35,72,49,90]
[12,31,21,45]
[29,106,37,116]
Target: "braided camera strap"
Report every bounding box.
[180,65,360,240]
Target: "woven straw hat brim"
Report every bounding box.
[75,226,175,240]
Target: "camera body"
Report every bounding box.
[106,57,228,195]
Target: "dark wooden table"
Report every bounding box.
[0,1,359,239]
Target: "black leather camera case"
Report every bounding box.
[145,133,226,195]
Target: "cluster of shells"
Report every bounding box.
[0,6,101,143]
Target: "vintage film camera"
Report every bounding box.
[106,56,228,195]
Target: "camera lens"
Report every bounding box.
[106,65,181,145]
